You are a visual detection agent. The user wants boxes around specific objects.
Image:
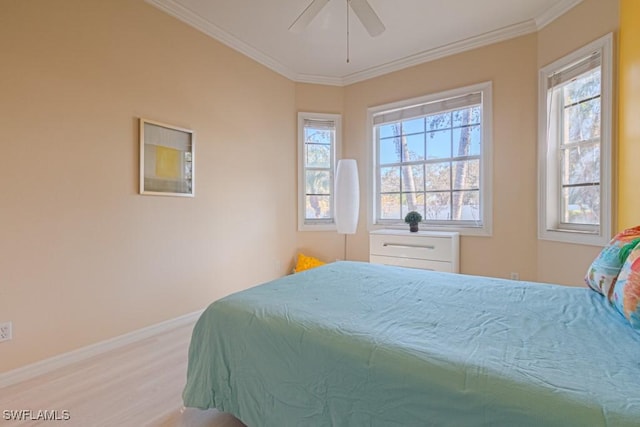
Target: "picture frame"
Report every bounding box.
[139,118,194,197]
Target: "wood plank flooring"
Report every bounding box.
[0,321,245,427]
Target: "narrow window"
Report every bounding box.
[538,34,613,245]
[298,113,342,231]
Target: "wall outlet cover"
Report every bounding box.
[0,322,12,342]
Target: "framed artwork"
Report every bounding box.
[139,118,194,197]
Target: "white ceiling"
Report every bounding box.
[146,0,582,86]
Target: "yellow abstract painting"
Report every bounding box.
[155,146,180,179]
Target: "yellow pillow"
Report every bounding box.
[294,253,325,273]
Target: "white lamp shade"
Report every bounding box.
[335,159,360,234]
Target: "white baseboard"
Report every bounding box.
[0,309,204,389]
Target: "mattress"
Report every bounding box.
[183,261,640,426]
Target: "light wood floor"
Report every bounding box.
[0,322,246,427]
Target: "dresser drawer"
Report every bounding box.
[369,233,453,262]
[369,230,460,273]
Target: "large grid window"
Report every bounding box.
[297,112,341,231]
[370,82,492,234]
[539,34,612,245]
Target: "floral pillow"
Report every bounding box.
[610,245,640,330]
[585,226,640,297]
[294,253,325,273]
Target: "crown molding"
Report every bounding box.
[144,0,298,81]
[535,0,583,29]
[295,73,345,87]
[341,20,538,86]
[146,0,584,87]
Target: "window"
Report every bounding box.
[538,34,613,245]
[368,82,492,235]
[297,112,342,231]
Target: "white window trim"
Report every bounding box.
[538,33,613,246]
[297,112,342,231]
[366,81,493,237]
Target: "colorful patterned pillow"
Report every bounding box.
[585,226,640,296]
[294,253,325,273]
[610,246,640,330]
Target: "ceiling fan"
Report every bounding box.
[289,0,386,37]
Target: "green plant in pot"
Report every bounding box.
[404,211,423,232]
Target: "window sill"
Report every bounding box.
[369,223,491,237]
[538,228,609,246]
[298,223,337,232]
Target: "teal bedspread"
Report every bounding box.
[183,261,640,426]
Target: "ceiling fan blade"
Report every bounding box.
[288,0,330,33]
[349,0,385,37]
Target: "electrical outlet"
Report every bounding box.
[510,272,520,280]
[0,322,12,342]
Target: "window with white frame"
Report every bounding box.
[369,82,492,235]
[538,34,613,245]
[298,112,341,231]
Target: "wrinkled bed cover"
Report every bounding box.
[183,261,640,426]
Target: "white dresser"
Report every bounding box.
[369,229,460,273]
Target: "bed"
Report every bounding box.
[182,261,640,426]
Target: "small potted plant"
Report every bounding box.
[404,211,422,232]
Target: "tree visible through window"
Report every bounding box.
[297,112,341,231]
[371,83,491,233]
[538,33,612,245]
[304,120,334,220]
[558,68,601,225]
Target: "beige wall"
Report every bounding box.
[1,0,622,373]
[342,35,539,281]
[536,0,619,285]
[0,0,297,373]
[294,83,346,263]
